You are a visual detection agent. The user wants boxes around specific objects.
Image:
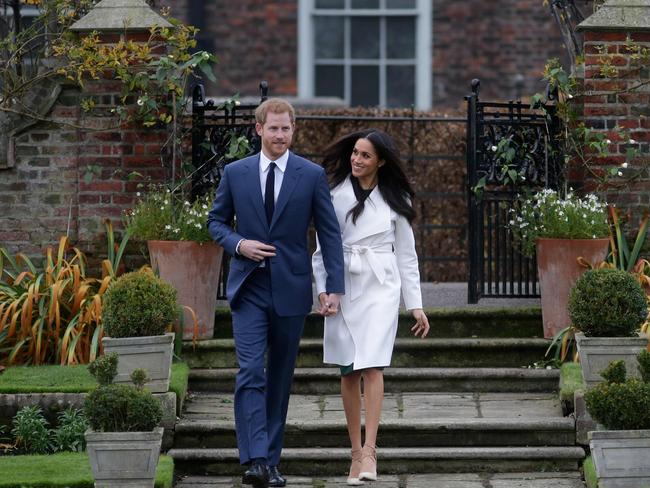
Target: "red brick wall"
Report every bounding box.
[0,80,170,266]
[160,0,298,98]
[432,0,569,108]
[160,0,569,107]
[581,29,650,208]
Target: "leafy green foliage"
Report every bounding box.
[607,207,649,272]
[509,189,609,256]
[130,368,149,389]
[86,349,162,432]
[638,350,650,383]
[600,360,626,384]
[52,408,89,453]
[11,406,52,454]
[0,221,129,366]
[125,187,214,243]
[102,270,177,338]
[531,58,644,191]
[84,383,163,432]
[87,353,118,386]
[8,405,89,455]
[568,268,647,336]
[585,378,650,430]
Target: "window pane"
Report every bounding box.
[314,16,344,59]
[351,66,379,106]
[386,65,415,107]
[315,65,344,99]
[351,0,379,8]
[316,0,344,7]
[386,0,416,8]
[386,17,415,59]
[351,17,379,59]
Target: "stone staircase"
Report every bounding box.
[169,309,586,487]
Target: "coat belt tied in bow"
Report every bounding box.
[343,243,393,301]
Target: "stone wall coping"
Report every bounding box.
[70,0,172,32]
[578,0,650,31]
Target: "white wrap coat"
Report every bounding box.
[312,176,423,370]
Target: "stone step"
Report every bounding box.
[174,417,576,449]
[175,391,571,449]
[182,337,550,369]
[189,367,560,394]
[167,446,586,476]
[210,307,543,339]
[174,471,586,488]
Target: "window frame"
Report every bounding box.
[298,0,431,109]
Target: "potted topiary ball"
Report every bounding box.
[84,353,164,488]
[584,353,650,487]
[569,267,648,387]
[101,269,178,392]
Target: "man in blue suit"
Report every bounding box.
[207,98,345,488]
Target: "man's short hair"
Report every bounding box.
[255,98,296,125]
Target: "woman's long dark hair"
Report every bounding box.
[321,129,416,224]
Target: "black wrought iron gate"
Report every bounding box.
[466,79,564,303]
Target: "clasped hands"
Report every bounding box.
[318,292,341,316]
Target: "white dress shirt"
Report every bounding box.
[259,149,288,203]
[235,150,289,255]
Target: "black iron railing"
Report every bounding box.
[466,79,563,303]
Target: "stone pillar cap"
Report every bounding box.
[577,0,650,31]
[69,0,172,32]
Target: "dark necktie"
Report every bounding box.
[265,162,276,225]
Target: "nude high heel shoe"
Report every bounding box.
[347,448,364,486]
[359,445,377,481]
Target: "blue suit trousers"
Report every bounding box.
[231,267,305,466]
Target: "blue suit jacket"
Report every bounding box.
[207,152,345,316]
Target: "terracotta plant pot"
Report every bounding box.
[536,238,610,339]
[148,241,223,340]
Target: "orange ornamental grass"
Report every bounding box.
[0,222,128,366]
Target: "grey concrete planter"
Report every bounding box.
[589,429,650,488]
[575,332,648,388]
[86,427,163,488]
[102,332,174,393]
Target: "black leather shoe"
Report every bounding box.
[268,466,286,487]
[242,461,269,488]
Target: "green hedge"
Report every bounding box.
[0,452,173,488]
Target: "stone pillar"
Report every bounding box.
[577,0,650,208]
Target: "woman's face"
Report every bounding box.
[350,138,383,186]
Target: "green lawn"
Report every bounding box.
[0,452,173,488]
[0,362,189,400]
[560,362,584,405]
[583,455,597,488]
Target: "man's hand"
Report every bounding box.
[238,240,276,262]
[318,292,341,316]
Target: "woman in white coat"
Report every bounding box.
[312,129,430,485]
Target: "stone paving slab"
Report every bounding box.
[181,392,563,423]
[174,471,584,487]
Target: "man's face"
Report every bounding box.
[256,111,294,160]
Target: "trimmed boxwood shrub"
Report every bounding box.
[84,354,163,432]
[568,268,647,337]
[585,352,650,430]
[102,270,177,338]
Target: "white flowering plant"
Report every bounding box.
[509,189,610,256]
[124,186,213,243]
